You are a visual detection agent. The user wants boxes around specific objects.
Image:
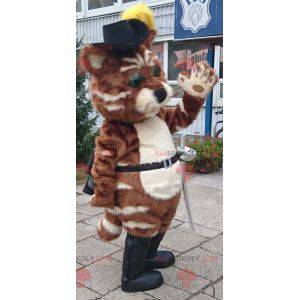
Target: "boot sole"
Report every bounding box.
[121,274,164,292]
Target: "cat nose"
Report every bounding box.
[154,87,167,103]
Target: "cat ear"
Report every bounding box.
[140,30,156,49]
[80,44,106,74]
[148,30,156,45]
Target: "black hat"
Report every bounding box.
[101,19,149,51]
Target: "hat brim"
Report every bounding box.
[100,19,149,51]
[93,37,147,51]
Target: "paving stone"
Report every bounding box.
[190,293,215,300]
[110,249,124,262]
[189,170,223,190]
[83,215,102,227]
[76,286,101,300]
[147,283,191,300]
[175,248,222,281]
[77,212,91,222]
[175,185,223,231]
[161,228,205,252]
[76,184,85,194]
[204,286,214,296]
[102,287,155,299]
[201,235,223,255]
[77,237,121,266]
[84,259,123,295]
[214,280,223,300]
[169,219,183,229]
[77,222,98,241]
[77,203,102,216]
[160,266,210,293]
[77,194,92,206]
[177,222,221,239]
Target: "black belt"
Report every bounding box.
[115,153,180,173]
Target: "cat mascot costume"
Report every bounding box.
[80,3,218,293]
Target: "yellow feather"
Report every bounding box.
[121,3,155,31]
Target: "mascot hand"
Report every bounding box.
[178,62,218,99]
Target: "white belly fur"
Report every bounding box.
[134,116,182,200]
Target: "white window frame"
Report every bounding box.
[77,0,175,19]
[162,41,180,106]
[212,45,223,107]
[76,0,86,19]
[85,0,123,17]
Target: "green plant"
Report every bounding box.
[187,136,223,173]
[76,37,98,163]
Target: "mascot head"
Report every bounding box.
[80,3,173,123]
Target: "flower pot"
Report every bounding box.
[195,160,216,174]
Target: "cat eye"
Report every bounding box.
[151,65,161,77]
[128,73,145,88]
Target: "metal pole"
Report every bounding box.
[180,133,196,231]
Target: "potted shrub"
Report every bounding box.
[186,136,223,174]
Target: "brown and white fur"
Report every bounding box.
[80,33,218,241]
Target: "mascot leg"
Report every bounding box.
[97,209,122,241]
[121,233,164,292]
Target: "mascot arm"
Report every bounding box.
[159,92,205,134]
[90,123,127,208]
[159,62,218,134]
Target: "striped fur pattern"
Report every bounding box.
[80,33,218,241]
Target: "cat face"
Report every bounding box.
[80,43,173,123]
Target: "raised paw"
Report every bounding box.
[178,62,218,99]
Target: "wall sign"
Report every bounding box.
[174,48,208,71]
[167,41,211,81]
[175,0,223,40]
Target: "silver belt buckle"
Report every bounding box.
[163,158,172,169]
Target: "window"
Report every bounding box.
[152,43,164,67]
[87,0,135,10]
[217,46,223,100]
[219,82,223,98]
[88,0,118,9]
[213,45,223,106]
[167,41,210,99]
[76,0,82,12]
[168,41,209,81]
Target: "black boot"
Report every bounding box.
[144,233,175,270]
[121,233,164,292]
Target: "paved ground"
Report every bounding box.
[76,170,223,300]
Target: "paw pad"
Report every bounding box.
[192,85,204,93]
